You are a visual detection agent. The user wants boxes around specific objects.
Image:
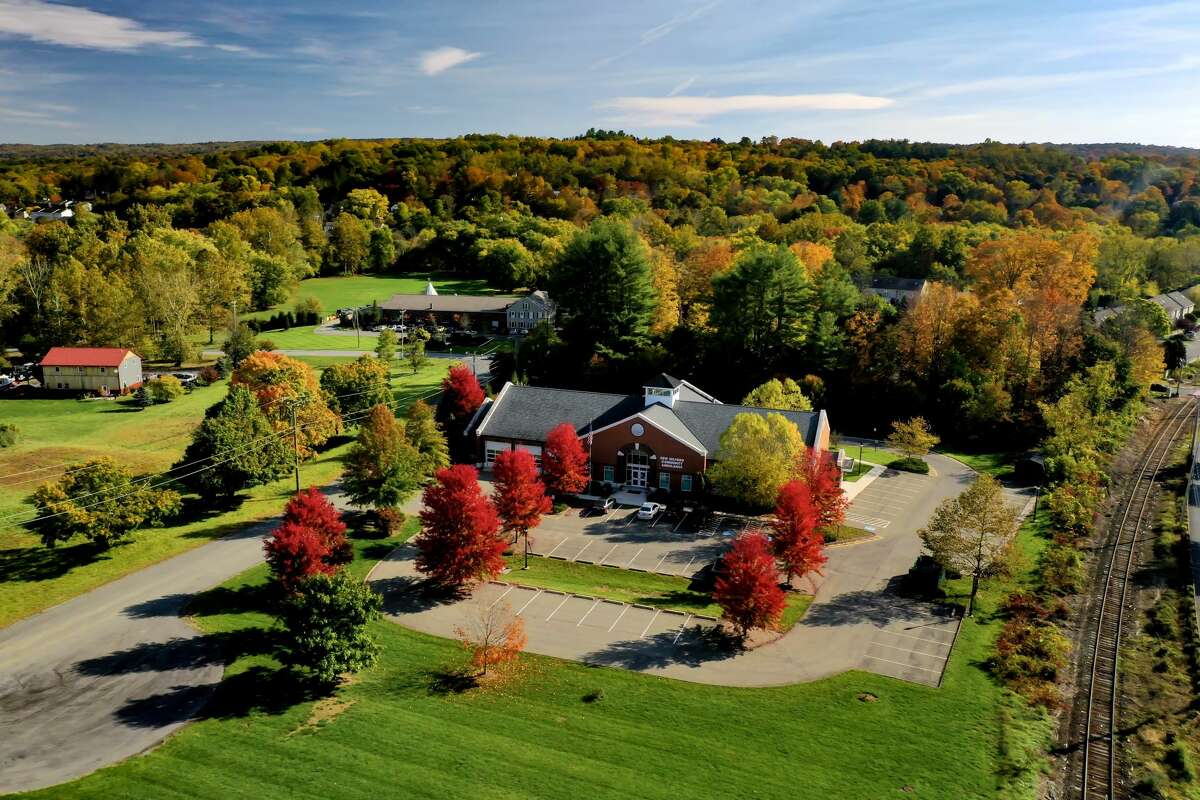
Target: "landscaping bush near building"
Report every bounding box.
[888,456,930,474]
[146,375,185,404]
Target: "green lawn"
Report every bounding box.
[22,504,1053,800]
[243,273,499,321]
[503,553,724,617]
[936,450,1019,480]
[0,361,450,630]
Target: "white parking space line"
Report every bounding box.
[879,630,953,647]
[577,599,602,626]
[624,512,639,527]
[608,605,630,632]
[864,654,944,673]
[571,540,593,561]
[545,595,570,621]
[640,608,661,638]
[673,614,693,644]
[871,641,947,658]
[652,553,668,572]
[515,589,543,616]
[677,555,696,576]
[488,585,514,609]
[672,513,690,533]
[625,547,644,568]
[544,538,567,558]
[598,544,619,565]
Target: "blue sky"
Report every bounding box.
[0,0,1198,146]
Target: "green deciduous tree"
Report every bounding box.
[919,474,1019,616]
[741,377,812,411]
[343,404,424,511]
[319,355,392,416]
[404,399,450,477]
[374,328,398,361]
[276,571,382,685]
[887,416,939,459]
[177,385,291,498]
[708,412,805,509]
[29,458,181,550]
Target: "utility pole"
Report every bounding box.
[354,308,361,349]
[286,397,307,493]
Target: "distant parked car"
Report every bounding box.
[637,502,663,520]
[0,375,13,389]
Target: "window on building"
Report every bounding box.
[658,472,670,490]
[485,445,506,466]
[602,465,614,483]
[681,474,693,492]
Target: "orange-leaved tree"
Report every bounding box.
[714,532,786,637]
[492,449,551,569]
[415,464,503,587]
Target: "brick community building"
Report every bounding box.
[467,374,831,495]
[39,347,143,394]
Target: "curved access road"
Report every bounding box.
[0,488,350,795]
[371,454,1029,688]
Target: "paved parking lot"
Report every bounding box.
[843,469,927,531]
[861,599,960,687]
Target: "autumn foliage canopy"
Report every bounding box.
[264,488,351,591]
[415,464,504,587]
[714,532,786,636]
[492,449,551,541]
[441,364,485,422]
[772,479,827,586]
[541,422,590,496]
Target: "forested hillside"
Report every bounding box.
[0,134,1194,447]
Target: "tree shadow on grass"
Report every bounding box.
[0,541,104,584]
[581,626,741,671]
[114,665,325,729]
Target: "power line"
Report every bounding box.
[5,386,442,529]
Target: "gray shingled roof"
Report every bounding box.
[473,383,822,452]
[672,401,820,452]
[1168,290,1194,310]
[380,293,519,313]
[870,276,926,292]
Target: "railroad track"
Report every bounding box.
[1072,397,1195,800]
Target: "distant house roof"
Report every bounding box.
[869,276,927,292]
[379,293,519,314]
[40,347,137,367]
[473,380,823,454]
[1167,290,1194,310]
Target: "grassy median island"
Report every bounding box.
[23,509,1051,800]
[503,554,814,631]
[0,362,449,630]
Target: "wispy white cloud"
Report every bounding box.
[0,0,203,51]
[919,56,1200,99]
[602,92,894,125]
[0,97,79,128]
[405,105,451,114]
[640,1,719,44]
[667,76,697,97]
[418,46,482,76]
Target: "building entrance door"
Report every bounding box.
[627,464,647,488]
[626,450,649,488]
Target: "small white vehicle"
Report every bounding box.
[637,502,663,520]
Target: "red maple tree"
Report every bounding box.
[772,480,827,587]
[798,448,849,535]
[283,486,351,565]
[441,364,485,422]
[263,520,336,592]
[714,533,786,636]
[542,423,590,497]
[492,449,552,568]
[415,464,504,587]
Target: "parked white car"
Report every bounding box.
[636,502,663,520]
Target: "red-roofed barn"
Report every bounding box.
[39,348,143,394]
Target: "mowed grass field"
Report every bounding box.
[19,505,1055,800]
[0,360,450,629]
